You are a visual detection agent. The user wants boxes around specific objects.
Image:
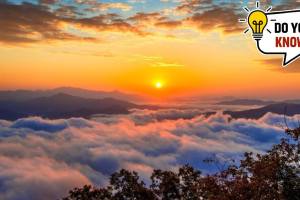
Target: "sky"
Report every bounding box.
[2,1,300,199]
[1,0,300,99]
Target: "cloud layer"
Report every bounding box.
[0,108,297,200]
[0,0,247,44]
[2,0,300,44]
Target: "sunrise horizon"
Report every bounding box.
[1,1,300,102]
[2,85,300,101]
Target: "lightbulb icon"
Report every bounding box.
[239,1,272,41]
[248,10,268,40]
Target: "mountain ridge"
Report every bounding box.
[0,93,157,121]
[0,87,145,102]
[225,103,300,119]
[217,99,276,106]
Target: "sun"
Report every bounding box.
[155,81,163,89]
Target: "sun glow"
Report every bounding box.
[155,81,163,89]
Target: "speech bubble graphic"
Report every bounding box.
[240,1,300,67]
[257,10,300,66]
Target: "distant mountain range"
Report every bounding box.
[225,103,300,119]
[0,87,145,102]
[2,88,300,121]
[0,93,157,120]
[217,98,300,106]
[217,99,275,106]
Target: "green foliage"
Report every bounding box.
[63,128,300,200]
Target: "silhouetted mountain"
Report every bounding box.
[0,93,156,120]
[284,99,300,104]
[0,87,144,102]
[225,103,300,119]
[217,99,275,106]
[52,87,145,102]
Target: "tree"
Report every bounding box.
[63,127,300,200]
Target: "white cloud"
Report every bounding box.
[0,110,295,199]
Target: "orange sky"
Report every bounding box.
[1,0,300,99]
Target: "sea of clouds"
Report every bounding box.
[0,108,299,200]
